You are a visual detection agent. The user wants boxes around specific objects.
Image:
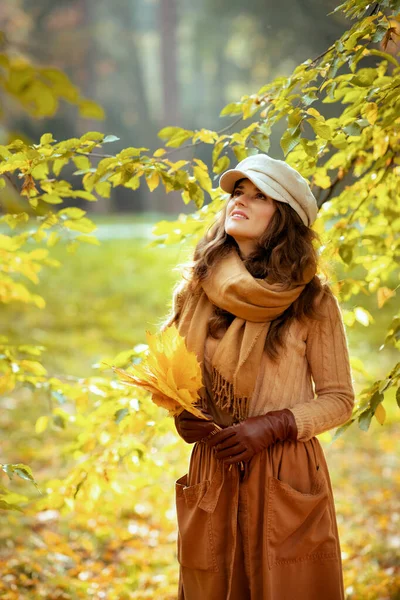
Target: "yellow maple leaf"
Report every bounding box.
[112,324,207,420]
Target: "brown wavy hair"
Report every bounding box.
[162,179,331,360]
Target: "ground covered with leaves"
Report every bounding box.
[1,224,399,599]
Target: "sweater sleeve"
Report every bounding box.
[288,292,355,442]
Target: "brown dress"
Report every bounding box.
[176,294,354,599]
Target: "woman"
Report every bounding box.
[163,153,354,600]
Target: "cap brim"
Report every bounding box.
[219,169,288,206]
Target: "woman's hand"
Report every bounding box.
[205,409,298,465]
[174,409,218,444]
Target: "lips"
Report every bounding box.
[230,210,248,219]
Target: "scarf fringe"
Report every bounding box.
[195,390,209,413]
[211,365,250,422]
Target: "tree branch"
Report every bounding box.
[317,157,358,209]
[88,114,244,162]
[162,114,244,157]
[4,173,20,194]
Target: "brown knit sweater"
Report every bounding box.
[202,291,355,442]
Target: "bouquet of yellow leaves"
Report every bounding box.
[113,324,245,474]
[112,324,211,421]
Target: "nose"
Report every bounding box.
[234,192,248,206]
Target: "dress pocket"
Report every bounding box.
[175,473,218,572]
[266,468,339,569]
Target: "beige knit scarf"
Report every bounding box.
[177,247,315,422]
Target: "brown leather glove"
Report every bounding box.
[205,408,298,465]
[174,409,217,444]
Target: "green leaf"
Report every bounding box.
[220,102,243,117]
[186,182,204,208]
[372,24,389,43]
[308,119,332,140]
[358,409,373,431]
[330,419,354,444]
[53,414,66,429]
[213,156,230,175]
[280,126,302,156]
[339,244,353,265]
[302,90,318,106]
[103,135,120,144]
[300,139,318,157]
[251,133,270,153]
[40,133,55,145]
[0,500,23,512]
[51,390,67,404]
[343,121,362,136]
[351,68,377,87]
[2,463,38,490]
[370,391,384,411]
[115,408,130,424]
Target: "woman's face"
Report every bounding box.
[224,178,277,257]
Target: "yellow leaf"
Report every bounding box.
[32,229,46,243]
[0,234,19,251]
[193,165,212,193]
[354,307,373,326]
[313,171,331,189]
[113,325,206,419]
[63,218,96,233]
[362,102,378,125]
[306,107,322,119]
[377,287,395,308]
[47,232,60,247]
[35,415,49,434]
[75,235,100,246]
[20,360,47,376]
[146,171,160,192]
[374,402,386,425]
[0,374,16,394]
[79,99,105,120]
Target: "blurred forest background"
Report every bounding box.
[0,1,399,599]
[1,0,347,213]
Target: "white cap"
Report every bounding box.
[219,154,318,226]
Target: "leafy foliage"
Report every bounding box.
[0,228,398,599]
[0,0,398,565]
[0,47,104,120]
[113,325,206,419]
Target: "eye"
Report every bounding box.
[256,192,267,199]
[232,189,242,197]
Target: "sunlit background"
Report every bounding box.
[0,1,399,599]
